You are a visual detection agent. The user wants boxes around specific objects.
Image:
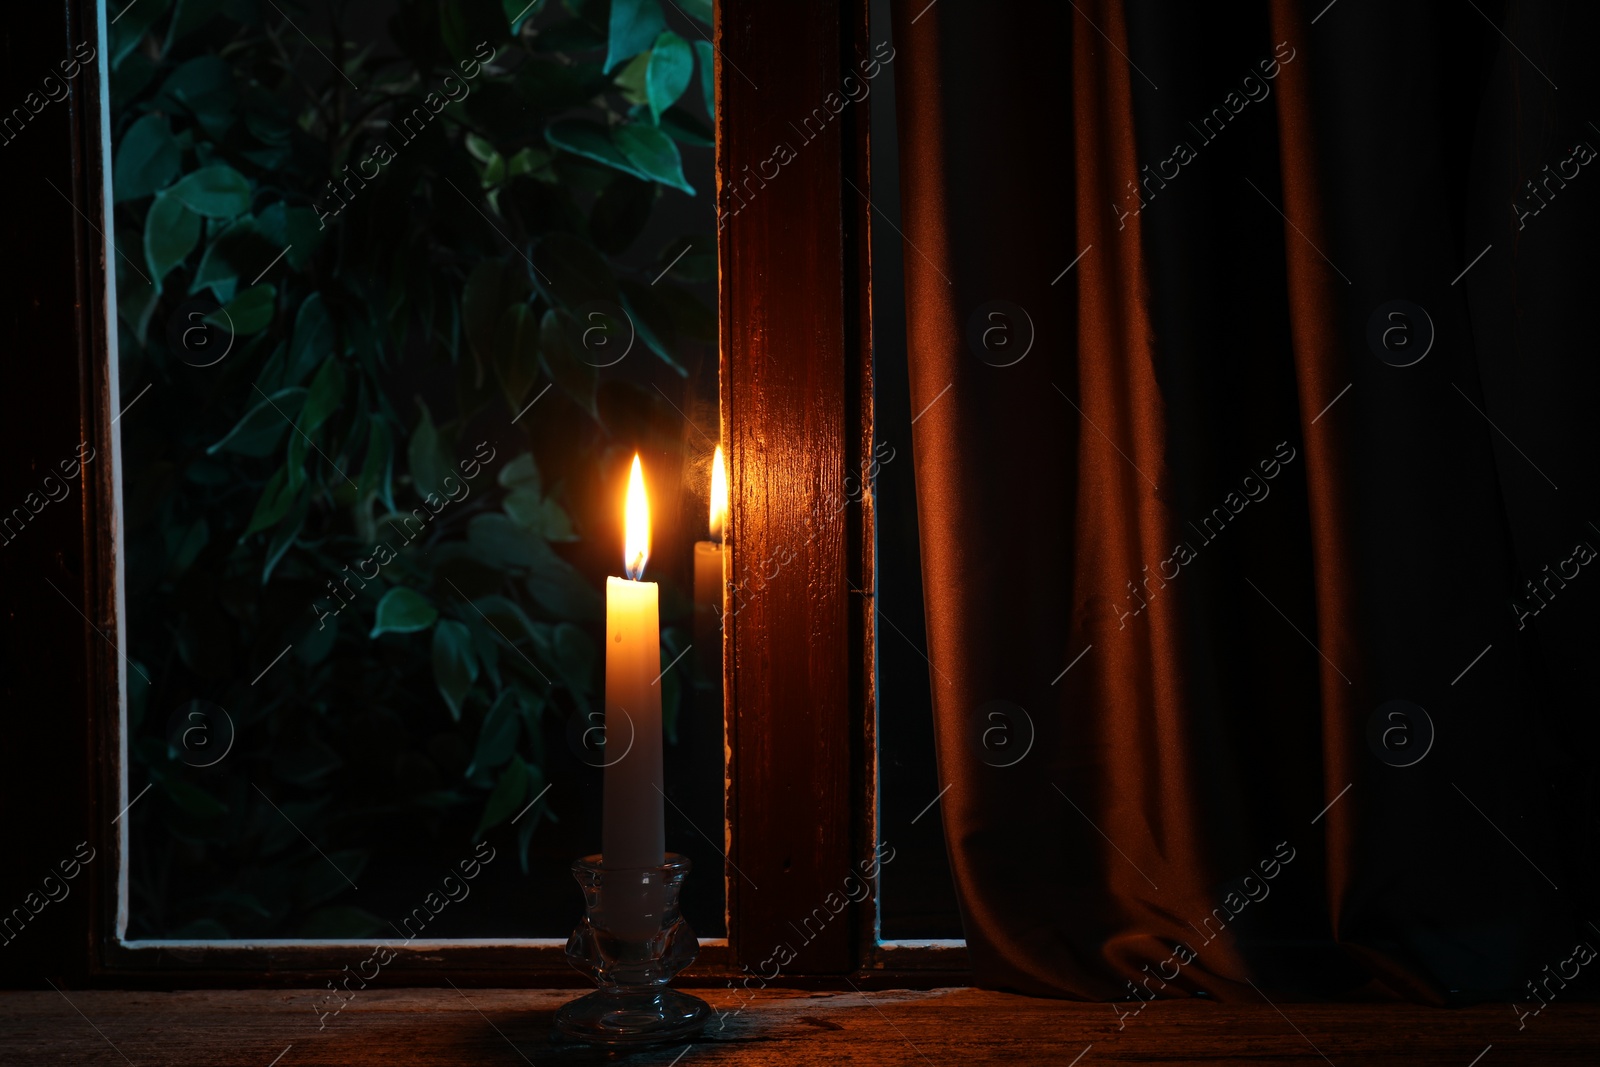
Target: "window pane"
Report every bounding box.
[866,0,962,941]
[111,0,722,940]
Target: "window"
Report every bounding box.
[106,0,723,950]
[1,0,966,985]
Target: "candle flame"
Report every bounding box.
[624,454,650,580]
[709,444,728,542]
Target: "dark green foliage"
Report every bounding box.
[113,0,710,937]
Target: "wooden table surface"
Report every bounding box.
[1,986,1595,1065]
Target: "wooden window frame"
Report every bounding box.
[0,0,967,987]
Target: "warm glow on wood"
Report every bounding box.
[624,454,650,580]
[709,444,728,543]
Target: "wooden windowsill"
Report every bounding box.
[2,986,1596,1065]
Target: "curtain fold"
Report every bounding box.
[890,0,1600,1001]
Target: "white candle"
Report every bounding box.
[602,455,665,938]
[693,445,728,687]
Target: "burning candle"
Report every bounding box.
[693,445,728,687]
[602,455,665,937]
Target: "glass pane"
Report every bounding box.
[111,0,722,940]
[866,0,962,941]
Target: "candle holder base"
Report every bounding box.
[554,987,709,1046]
[554,853,710,1047]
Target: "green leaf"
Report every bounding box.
[538,308,599,419]
[468,512,543,570]
[299,357,346,438]
[433,619,478,721]
[115,114,181,202]
[513,682,546,740]
[507,146,556,181]
[284,355,341,477]
[211,283,275,336]
[618,279,686,373]
[167,516,210,579]
[286,293,335,387]
[474,753,529,840]
[483,152,508,188]
[613,51,651,108]
[524,541,604,621]
[605,0,667,73]
[371,587,439,638]
[245,465,296,536]
[243,109,294,159]
[190,215,271,303]
[646,32,692,124]
[502,486,544,529]
[497,452,541,494]
[407,400,455,500]
[256,201,325,271]
[545,119,650,182]
[144,192,201,284]
[358,417,394,506]
[467,616,504,690]
[261,491,306,583]
[492,303,542,410]
[468,690,521,774]
[538,497,578,541]
[298,609,339,666]
[167,165,253,219]
[472,596,544,658]
[682,0,713,25]
[151,55,237,138]
[695,39,714,117]
[118,272,161,346]
[504,0,538,33]
[614,124,694,194]
[550,621,596,698]
[466,132,498,164]
[111,0,172,67]
[208,387,307,457]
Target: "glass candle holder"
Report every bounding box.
[554,853,711,1046]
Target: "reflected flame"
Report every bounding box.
[624,454,650,580]
[709,444,728,542]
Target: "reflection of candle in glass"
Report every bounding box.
[694,445,728,688]
[603,456,665,936]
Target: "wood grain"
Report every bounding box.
[719,0,866,974]
[2,987,1596,1065]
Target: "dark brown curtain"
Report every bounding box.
[890,0,1600,1000]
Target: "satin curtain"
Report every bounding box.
[890,0,1599,1000]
